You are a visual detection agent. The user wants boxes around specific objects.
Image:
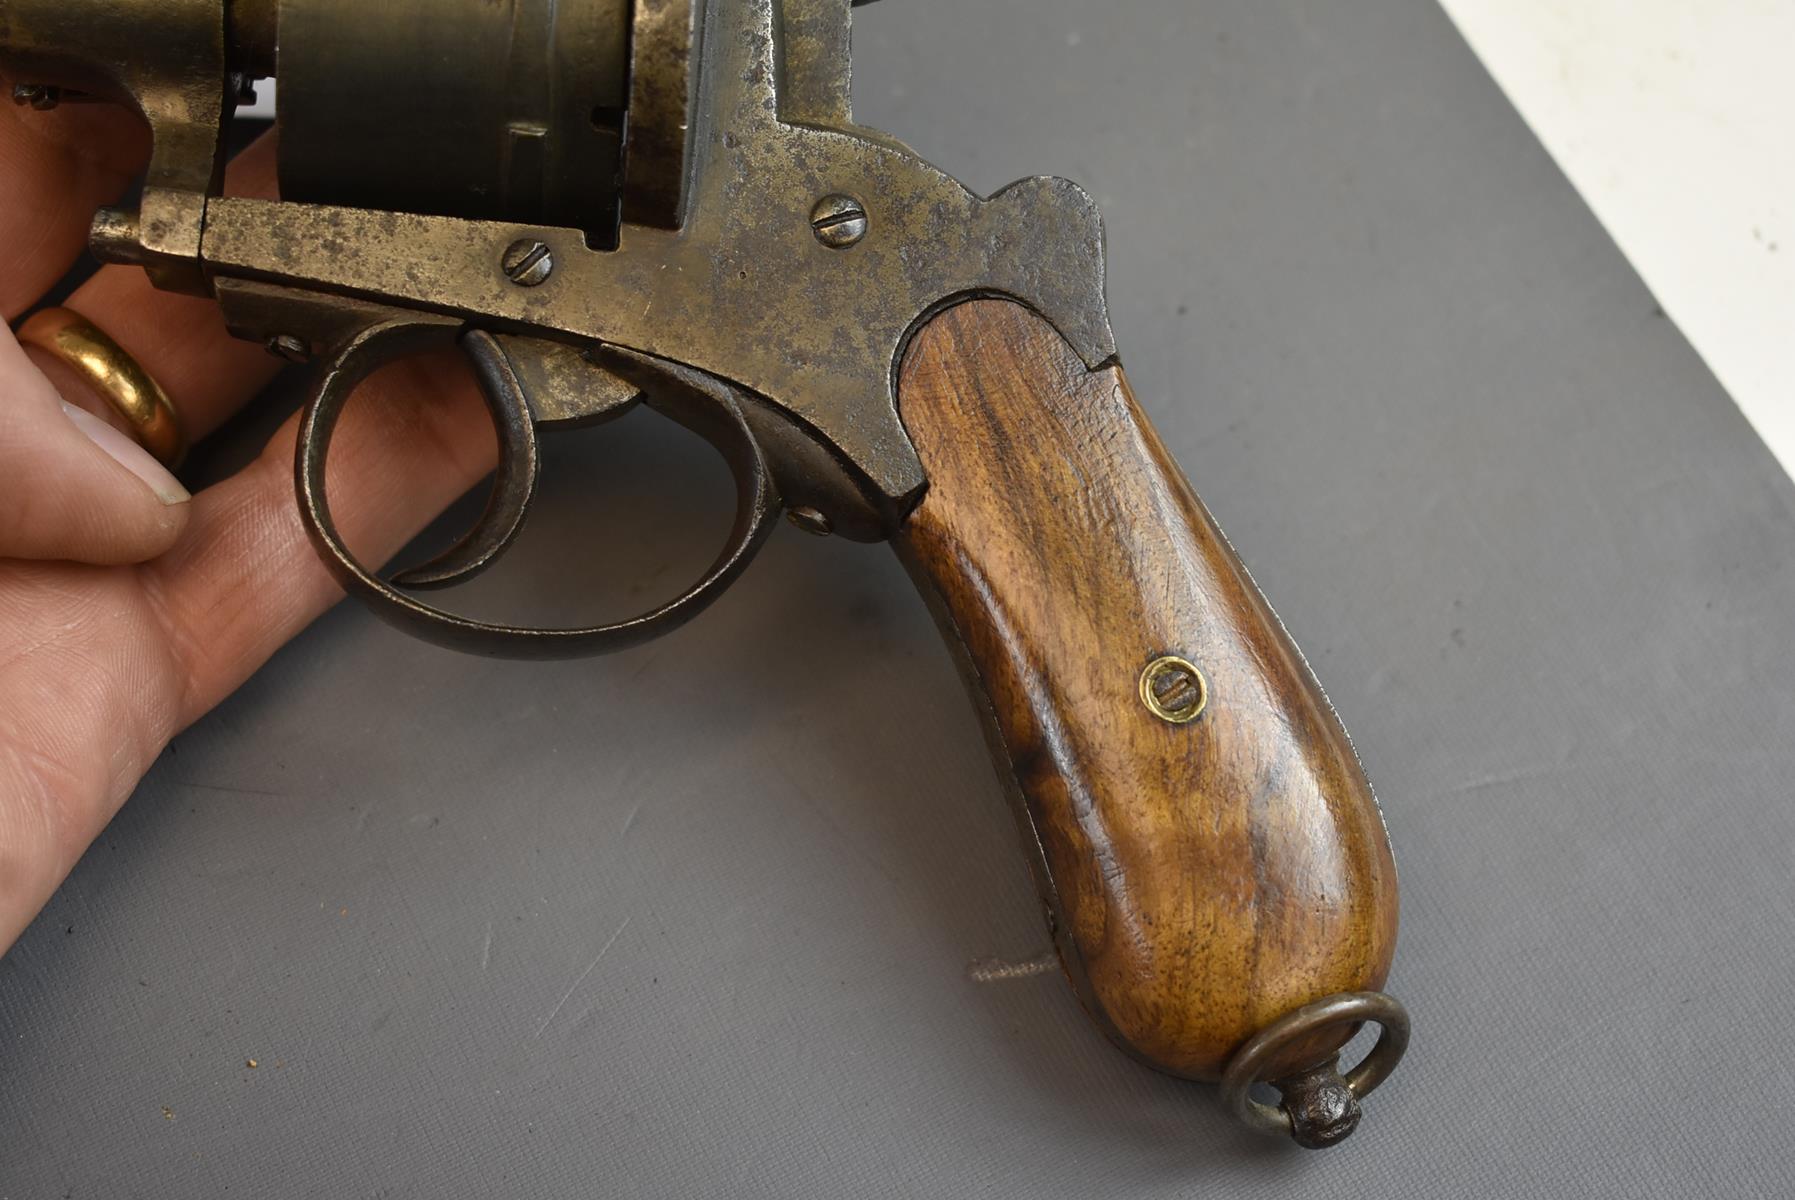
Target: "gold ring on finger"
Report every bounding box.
[17,306,185,469]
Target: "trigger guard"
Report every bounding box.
[294,319,782,660]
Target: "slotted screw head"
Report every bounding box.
[1139,655,1209,724]
[502,239,555,286]
[810,195,868,249]
[12,84,61,111]
[266,334,311,363]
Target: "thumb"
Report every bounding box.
[0,318,191,564]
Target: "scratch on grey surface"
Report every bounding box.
[967,949,1058,983]
[175,780,288,799]
[627,645,666,683]
[356,801,379,832]
[1447,758,1592,796]
[787,775,901,891]
[620,798,646,838]
[480,920,493,971]
[533,916,632,1039]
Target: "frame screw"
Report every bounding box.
[810,195,868,249]
[786,506,834,537]
[265,333,311,363]
[12,84,61,111]
[502,239,555,286]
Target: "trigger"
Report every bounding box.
[492,335,642,428]
[390,333,642,591]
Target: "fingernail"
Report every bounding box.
[61,401,190,506]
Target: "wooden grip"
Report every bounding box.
[893,299,1398,1081]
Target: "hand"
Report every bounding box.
[0,104,495,951]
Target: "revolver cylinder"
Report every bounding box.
[273,0,631,240]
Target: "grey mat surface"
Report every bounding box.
[5,1,1793,1196]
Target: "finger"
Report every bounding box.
[0,98,149,319]
[0,556,177,950]
[0,321,190,563]
[0,347,493,951]
[145,349,498,725]
[24,133,283,444]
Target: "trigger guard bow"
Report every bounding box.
[295,319,781,659]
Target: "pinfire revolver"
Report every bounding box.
[1,0,1408,1147]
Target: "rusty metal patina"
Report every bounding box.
[203,1,1115,517]
[0,0,228,293]
[0,0,1113,646]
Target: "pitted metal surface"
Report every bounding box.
[197,0,1115,513]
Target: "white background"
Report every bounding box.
[1439,0,1794,475]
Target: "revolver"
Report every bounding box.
[1,0,1406,1147]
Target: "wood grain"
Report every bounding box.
[893,299,1398,1081]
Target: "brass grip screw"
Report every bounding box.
[501,239,555,287]
[810,195,868,249]
[1139,655,1208,724]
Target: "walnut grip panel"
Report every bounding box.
[893,299,1398,1082]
